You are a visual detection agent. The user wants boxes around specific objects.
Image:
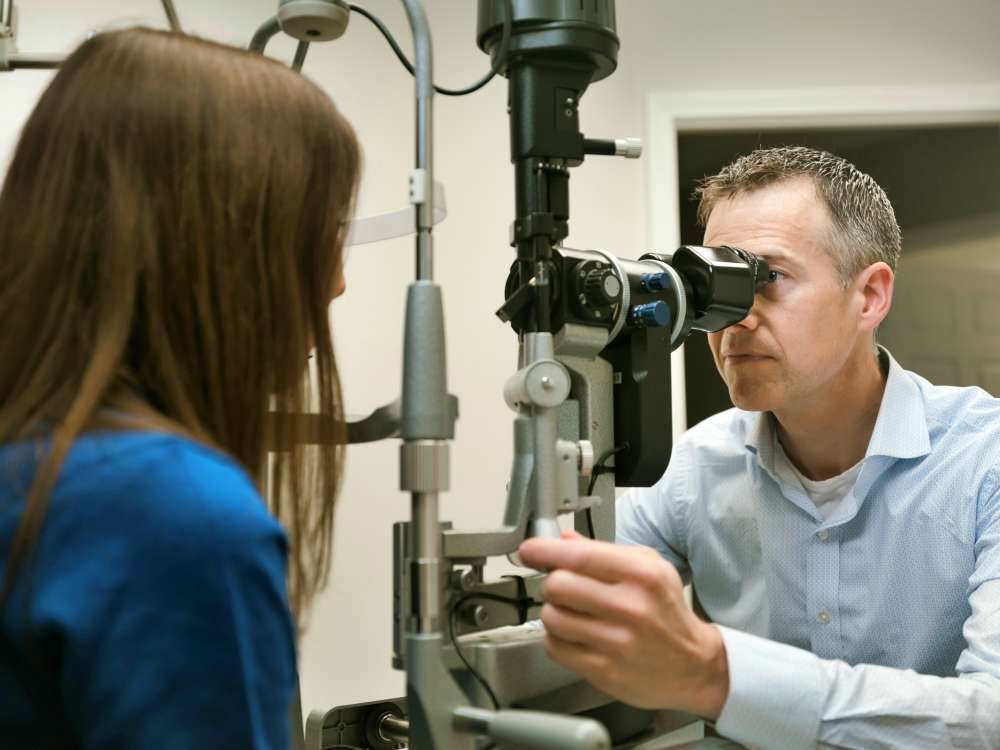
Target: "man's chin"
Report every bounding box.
[727,383,780,413]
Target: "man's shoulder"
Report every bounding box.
[678,407,754,463]
[899,369,1000,486]
[909,369,1000,438]
[628,408,754,518]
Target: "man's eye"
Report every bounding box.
[768,270,786,283]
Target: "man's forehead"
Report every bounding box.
[709,176,821,217]
[703,177,832,257]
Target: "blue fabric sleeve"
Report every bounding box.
[27,437,298,750]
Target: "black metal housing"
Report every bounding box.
[477,0,619,332]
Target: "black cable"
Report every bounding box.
[585,506,598,540]
[349,1,513,96]
[584,444,629,539]
[501,574,531,622]
[448,592,543,710]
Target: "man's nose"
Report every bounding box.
[734,296,762,330]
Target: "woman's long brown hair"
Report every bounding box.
[0,28,359,621]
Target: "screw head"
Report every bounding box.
[463,604,489,627]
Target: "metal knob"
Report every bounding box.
[583,268,622,305]
[640,271,671,292]
[461,604,490,628]
[629,300,670,328]
[614,137,642,158]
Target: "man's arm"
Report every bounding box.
[615,437,696,579]
[518,521,1000,750]
[716,617,1000,749]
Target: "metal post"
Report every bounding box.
[8,54,62,69]
[401,0,434,281]
[160,0,182,32]
[291,40,309,71]
[249,15,281,53]
[410,490,441,633]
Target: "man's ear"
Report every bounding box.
[855,261,894,334]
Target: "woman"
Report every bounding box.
[0,27,359,749]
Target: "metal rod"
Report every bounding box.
[411,490,441,633]
[291,40,309,72]
[249,15,281,54]
[160,0,182,33]
[9,54,62,69]
[377,713,410,744]
[531,406,559,533]
[401,0,434,281]
[1,0,13,30]
[399,0,441,639]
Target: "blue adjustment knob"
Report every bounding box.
[640,272,671,292]
[630,300,670,328]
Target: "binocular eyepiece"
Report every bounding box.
[500,244,770,350]
[637,244,771,345]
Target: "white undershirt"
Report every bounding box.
[772,431,864,521]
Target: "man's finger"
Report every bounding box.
[540,601,630,653]
[519,535,656,585]
[544,630,608,682]
[542,568,641,621]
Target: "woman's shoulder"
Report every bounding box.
[0,432,297,746]
[2,431,283,568]
[75,431,278,546]
[2,432,290,636]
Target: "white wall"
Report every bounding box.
[5,0,1000,719]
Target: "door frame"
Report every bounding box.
[644,83,1000,437]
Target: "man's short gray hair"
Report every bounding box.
[694,146,901,287]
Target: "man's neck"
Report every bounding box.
[772,348,887,481]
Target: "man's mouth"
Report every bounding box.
[723,352,773,362]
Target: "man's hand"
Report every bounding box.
[518,530,730,720]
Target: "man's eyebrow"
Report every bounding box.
[755,249,800,267]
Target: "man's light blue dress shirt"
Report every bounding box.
[617,350,1000,749]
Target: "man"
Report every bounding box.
[519,147,1000,749]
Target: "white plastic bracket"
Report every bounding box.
[409,168,431,206]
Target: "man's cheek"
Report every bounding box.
[707,334,723,360]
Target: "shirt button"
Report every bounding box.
[817,529,829,541]
[817,608,831,624]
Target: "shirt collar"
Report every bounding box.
[744,410,776,472]
[742,347,931,463]
[866,347,931,460]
